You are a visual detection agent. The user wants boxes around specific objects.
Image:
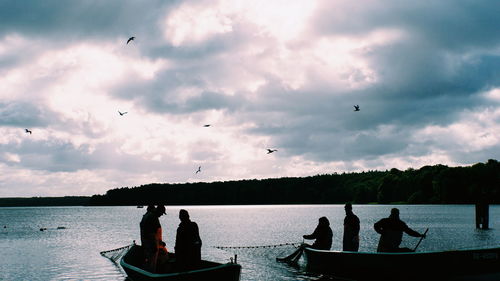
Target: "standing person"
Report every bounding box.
[140,205,166,272]
[140,205,156,250]
[303,216,333,250]
[374,208,426,252]
[343,203,360,251]
[175,209,202,269]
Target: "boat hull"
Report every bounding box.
[303,246,500,281]
[120,245,241,281]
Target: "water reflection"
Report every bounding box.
[0,205,498,281]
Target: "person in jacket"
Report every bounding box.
[175,209,202,269]
[303,216,333,250]
[140,205,166,272]
[374,208,426,252]
[343,203,360,251]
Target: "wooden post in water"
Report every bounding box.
[475,195,489,229]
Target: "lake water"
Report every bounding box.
[1,205,499,281]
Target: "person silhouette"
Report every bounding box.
[175,209,202,269]
[140,205,166,272]
[374,208,426,252]
[303,216,333,250]
[343,203,360,251]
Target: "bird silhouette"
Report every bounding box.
[127,37,135,44]
[195,166,201,174]
[118,110,128,116]
[354,105,360,111]
[267,149,277,154]
[203,124,211,127]
[25,129,32,134]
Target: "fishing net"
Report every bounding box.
[213,242,302,262]
[213,242,314,281]
[100,243,134,264]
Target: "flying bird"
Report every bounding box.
[354,105,360,111]
[25,129,32,134]
[267,149,277,154]
[203,124,211,127]
[126,36,135,44]
[118,110,128,116]
[195,166,201,174]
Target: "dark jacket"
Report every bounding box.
[303,223,333,250]
[374,217,421,252]
[175,220,202,267]
[343,212,360,251]
[140,211,160,243]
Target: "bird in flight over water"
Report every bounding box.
[267,149,277,154]
[127,37,135,44]
[354,105,360,111]
[195,166,201,174]
[203,124,211,127]
[118,110,128,116]
[25,129,32,134]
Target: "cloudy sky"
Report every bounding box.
[0,0,499,197]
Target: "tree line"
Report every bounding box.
[0,196,90,207]
[88,159,499,206]
[1,159,497,207]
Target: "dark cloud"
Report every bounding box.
[313,1,500,50]
[0,138,171,173]
[224,1,500,163]
[0,101,56,128]
[0,53,24,73]
[0,0,177,42]
[142,90,245,114]
[0,101,109,139]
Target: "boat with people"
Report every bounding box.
[120,244,241,281]
[301,245,500,280]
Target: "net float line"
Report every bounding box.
[213,242,301,250]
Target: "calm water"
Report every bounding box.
[1,205,499,281]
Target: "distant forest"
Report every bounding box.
[1,159,498,207]
[88,159,499,206]
[0,196,90,207]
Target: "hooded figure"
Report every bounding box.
[175,209,202,269]
[303,216,333,250]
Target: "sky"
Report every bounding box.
[0,0,499,197]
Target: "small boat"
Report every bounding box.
[302,246,500,281]
[120,244,241,281]
[137,205,144,208]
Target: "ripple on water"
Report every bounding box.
[1,205,499,281]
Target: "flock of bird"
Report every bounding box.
[22,36,361,176]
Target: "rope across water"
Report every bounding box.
[213,242,301,250]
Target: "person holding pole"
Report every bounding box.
[374,208,426,252]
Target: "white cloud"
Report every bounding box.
[163,0,316,46]
[484,88,500,102]
[163,1,234,46]
[414,108,500,155]
[2,152,20,163]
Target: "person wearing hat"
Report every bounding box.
[140,205,166,272]
[343,203,360,251]
[374,208,426,252]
